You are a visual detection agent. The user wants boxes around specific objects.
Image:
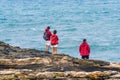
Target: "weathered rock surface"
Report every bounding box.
[0,41,120,80]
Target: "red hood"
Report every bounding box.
[82,42,88,46]
[44,28,52,41]
[45,28,49,32]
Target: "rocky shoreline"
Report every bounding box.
[0,41,120,80]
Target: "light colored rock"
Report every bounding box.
[0,69,32,75]
[86,71,107,80]
[14,73,27,79]
[65,71,77,77]
[0,57,52,65]
[110,73,120,78]
[53,72,65,78]
[0,59,11,65]
[0,70,16,75]
[42,57,52,64]
[28,73,36,79]
[0,46,5,50]
[36,72,48,78]
[62,56,72,60]
[36,72,65,78]
[104,71,118,75]
[109,62,120,68]
[92,71,103,74]
[73,72,88,78]
[60,59,69,64]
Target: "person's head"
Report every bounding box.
[47,26,50,29]
[53,30,57,34]
[83,39,86,42]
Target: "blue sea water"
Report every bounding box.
[0,0,120,62]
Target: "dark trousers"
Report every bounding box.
[82,56,89,59]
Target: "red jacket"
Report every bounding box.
[45,28,52,41]
[79,42,90,56]
[51,34,59,45]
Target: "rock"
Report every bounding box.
[0,46,5,50]
[86,71,109,80]
[42,57,52,64]
[0,41,120,79]
[109,62,120,68]
[62,56,72,60]
[89,59,110,66]
[104,71,118,76]
[60,59,69,64]
[65,71,76,77]
[0,69,17,75]
[14,73,27,79]
[110,73,120,79]
[73,72,88,78]
[36,72,48,79]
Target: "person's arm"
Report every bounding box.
[87,45,90,53]
[50,31,52,36]
[79,45,81,54]
[57,35,59,40]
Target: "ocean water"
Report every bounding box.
[0,0,120,62]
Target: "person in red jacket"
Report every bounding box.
[51,30,59,54]
[44,26,52,52]
[79,39,90,59]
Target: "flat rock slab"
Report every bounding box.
[110,73,120,78]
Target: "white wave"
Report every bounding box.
[31,28,37,31]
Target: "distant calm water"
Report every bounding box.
[0,0,120,62]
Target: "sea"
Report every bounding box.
[0,0,120,62]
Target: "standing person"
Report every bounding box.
[51,30,59,54]
[43,26,52,52]
[79,39,90,59]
